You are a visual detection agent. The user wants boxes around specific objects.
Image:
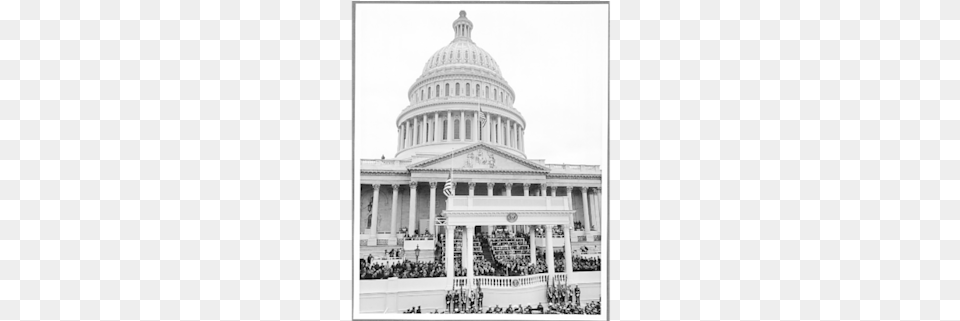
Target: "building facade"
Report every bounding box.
[358,12,604,313]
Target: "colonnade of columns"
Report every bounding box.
[397,110,525,152]
[363,183,601,243]
[445,223,575,288]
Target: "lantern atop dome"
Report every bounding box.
[452,10,473,42]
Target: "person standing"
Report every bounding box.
[575,285,581,306]
[446,291,451,312]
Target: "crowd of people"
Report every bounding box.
[403,231,433,240]
[533,225,565,238]
[545,301,601,315]
[573,221,587,231]
[547,283,579,305]
[445,286,484,312]
[359,257,445,279]
[433,299,601,315]
[573,256,601,271]
[382,248,403,259]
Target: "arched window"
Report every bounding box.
[445,84,450,96]
[485,86,489,98]
[454,119,460,139]
[465,121,472,140]
[476,84,480,97]
[465,83,470,96]
[436,85,439,97]
[428,87,432,98]
[442,120,448,140]
[421,89,424,101]
[494,88,497,101]
[456,83,460,96]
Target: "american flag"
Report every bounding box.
[478,103,487,129]
[443,171,454,197]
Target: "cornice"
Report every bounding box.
[360,170,410,175]
[396,102,526,129]
[412,168,549,175]
[546,173,603,179]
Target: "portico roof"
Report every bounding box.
[407,142,551,173]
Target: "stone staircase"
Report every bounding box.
[479,236,496,267]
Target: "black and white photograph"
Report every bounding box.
[352,2,609,319]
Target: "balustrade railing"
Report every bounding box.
[451,273,569,288]
[360,159,411,168]
[545,164,601,172]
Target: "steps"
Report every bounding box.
[479,236,496,268]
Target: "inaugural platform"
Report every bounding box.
[357,10,603,316]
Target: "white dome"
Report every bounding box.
[395,11,526,160]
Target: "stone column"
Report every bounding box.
[397,127,401,150]
[504,120,510,147]
[505,121,510,147]
[596,188,603,233]
[565,186,574,214]
[529,226,536,265]
[428,182,437,235]
[433,113,439,143]
[519,127,523,151]
[422,114,428,144]
[474,111,480,142]
[523,183,530,196]
[446,225,455,280]
[447,111,453,141]
[564,224,573,279]
[485,114,492,142]
[486,182,494,196]
[468,182,475,196]
[413,118,419,145]
[497,116,503,145]
[460,110,467,141]
[507,120,517,148]
[505,183,512,196]
[390,184,399,244]
[369,184,380,246]
[466,225,475,287]
[404,121,410,147]
[461,225,469,281]
[546,224,555,282]
[408,181,418,235]
[581,186,592,232]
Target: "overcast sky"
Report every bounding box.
[355,3,608,165]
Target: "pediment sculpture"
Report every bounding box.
[462,150,496,169]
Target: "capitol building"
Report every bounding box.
[357,10,604,317]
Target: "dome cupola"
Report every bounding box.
[452,10,473,42]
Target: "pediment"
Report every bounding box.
[408,143,550,172]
